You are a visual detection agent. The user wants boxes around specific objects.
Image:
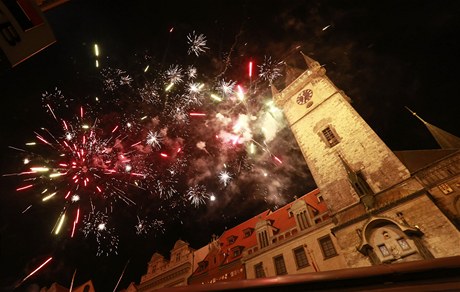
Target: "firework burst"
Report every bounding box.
[82,210,119,256]
[258,55,284,83]
[187,31,209,57]
[218,170,232,187]
[186,185,209,207]
[5,27,311,266]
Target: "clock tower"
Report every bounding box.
[273,53,410,216]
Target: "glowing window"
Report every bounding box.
[378,244,390,256]
[397,238,410,250]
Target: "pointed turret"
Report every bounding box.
[300,51,321,70]
[270,83,279,97]
[406,106,460,149]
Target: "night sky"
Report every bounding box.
[1,0,459,291]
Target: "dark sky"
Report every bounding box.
[1,0,459,291]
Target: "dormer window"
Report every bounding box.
[197,261,208,272]
[232,246,243,257]
[258,230,269,248]
[255,219,278,249]
[291,200,313,231]
[227,235,237,245]
[243,228,254,238]
[175,253,181,262]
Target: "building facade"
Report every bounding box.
[243,189,347,278]
[187,189,348,284]
[187,214,266,285]
[136,239,207,291]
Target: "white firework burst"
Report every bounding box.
[166,65,183,85]
[187,185,209,207]
[101,68,131,91]
[217,79,236,97]
[155,178,178,199]
[186,82,204,106]
[137,218,166,235]
[120,74,133,86]
[218,170,232,187]
[186,66,198,79]
[135,216,154,235]
[167,156,188,176]
[146,131,163,149]
[41,87,70,113]
[187,31,209,57]
[258,55,283,83]
[139,82,160,104]
[81,211,119,256]
[187,82,204,95]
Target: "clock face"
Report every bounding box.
[296,89,313,105]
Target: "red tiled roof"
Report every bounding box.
[190,210,271,278]
[264,188,324,236]
[219,210,271,263]
[190,188,327,280]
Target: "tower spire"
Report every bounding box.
[405,106,428,124]
[300,51,320,70]
[406,106,460,149]
[270,83,279,97]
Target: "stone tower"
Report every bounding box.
[273,53,460,267]
[272,53,410,216]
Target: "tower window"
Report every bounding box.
[321,126,339,147]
